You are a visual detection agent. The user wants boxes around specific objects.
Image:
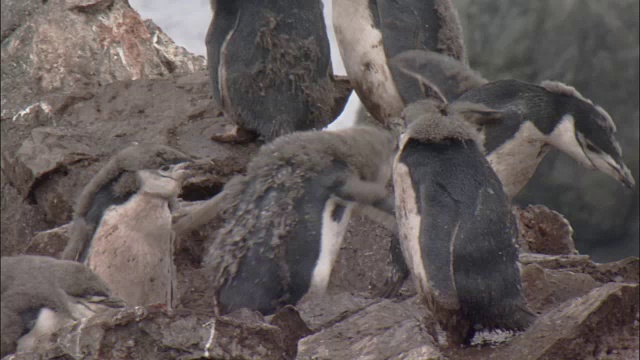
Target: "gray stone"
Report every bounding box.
[297,297,442,360]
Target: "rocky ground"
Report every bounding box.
[1,0,638,359]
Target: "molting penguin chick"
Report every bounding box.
[61,144,193,308]
[393,100,535,346]
[1,255,124,357]
[333,0,465,126]
[207,0,335,142]
[198,126,397,315]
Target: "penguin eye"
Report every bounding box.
[585,142,600,153]
[160,165,172,172]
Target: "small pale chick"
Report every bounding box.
[388,49,635,197]
[176,126,398,315]
[1,255,125,357]
[393,99,535,346]
[333,0,465,126]
[61,144,193,309]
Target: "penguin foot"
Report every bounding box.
[210,124,257,144]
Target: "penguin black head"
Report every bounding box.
[541,81,635,189]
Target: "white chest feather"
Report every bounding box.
[392,161,430,297]
[308,196,355,296]
[86,193,174,307]
[486,122,548,198]
[16,308,67,353]
[332,0,404,121]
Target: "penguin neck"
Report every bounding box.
[485,121,550,198]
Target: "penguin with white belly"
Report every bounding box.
[393,100,535,346]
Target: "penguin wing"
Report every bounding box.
[389,49,488,105]
[395,143,460,310]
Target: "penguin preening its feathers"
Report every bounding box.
[175,126,398,315]
[393,100,535,346]
[1,256,124,357]
[388,49,635,197]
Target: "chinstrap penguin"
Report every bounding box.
[61,144,194,309]
[393,99,535,346]
[1,255,124,357]
[207,0,335,142]
[388,50,635,197]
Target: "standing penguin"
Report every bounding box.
[1,255,124,357]
[389,50,636,197]
[184,126,397,315]
[61,144,193,308]
[207,0,335,142]
[393,100,535,346]
[333,0,465,126]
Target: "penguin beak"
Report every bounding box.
[584,149,636,189]
[615,162,636,189]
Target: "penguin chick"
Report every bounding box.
[207,0,335,142]
[193,126,397,315]
[388,50,635,197]
[61,144,192,309]
[333,0,465,126]
[62,144,192,263]
[393,99,535,346]
[84,162,190,309]
[1,255,124,357]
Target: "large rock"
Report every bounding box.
[7,305,309,360]
[1,70,258,252]
[491,283,639,360]
[297,296,442,360]
[453,0,639,261]
[0,0,206,121]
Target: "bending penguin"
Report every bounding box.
[176,126,397,315]
[61,144,193,309]
[207,0,336,142]
[389,50,636,197]
[333,0,465,126]
[393,99,535,346]
[1,255,124,357]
